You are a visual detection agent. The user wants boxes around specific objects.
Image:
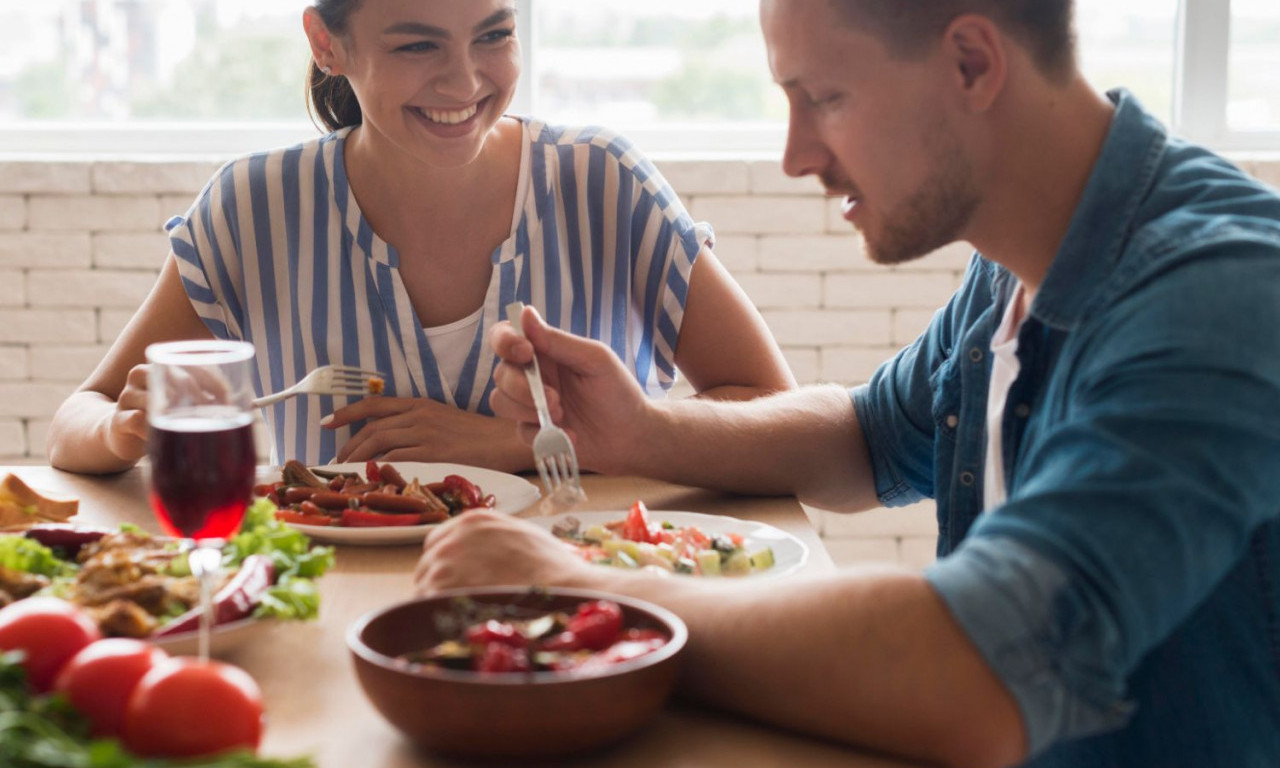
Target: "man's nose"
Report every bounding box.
[780,111,830,179]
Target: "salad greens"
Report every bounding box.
[0,653,315,768]
[223,499,334,622]
[0,537,77,579]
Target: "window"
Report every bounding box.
[0,0,1275,154]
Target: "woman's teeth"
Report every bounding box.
[420,103,479,124]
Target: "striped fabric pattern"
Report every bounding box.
[166,118,707,466]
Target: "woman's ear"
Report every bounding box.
[941,14,1007,113]
[303,8,344,76]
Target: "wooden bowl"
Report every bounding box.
[346,586,687,759]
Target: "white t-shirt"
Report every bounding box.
[983,284,1027,511]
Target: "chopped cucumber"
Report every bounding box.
[602,538,640,562]
[722,550,752,576]
[748,547,776,571]
[696,549,722,576]
[582,524,611,543]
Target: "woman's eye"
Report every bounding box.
[394,41,438,54]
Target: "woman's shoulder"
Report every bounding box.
[208,128,348,187]
[519,115,646,162]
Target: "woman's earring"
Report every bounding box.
[320,65,333,76]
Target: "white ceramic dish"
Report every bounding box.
[529,510,809,578]
[280,462,541,546]
[150,616,274,657]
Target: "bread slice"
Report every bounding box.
[0,473,78,530]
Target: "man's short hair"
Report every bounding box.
[828,0,1076,80]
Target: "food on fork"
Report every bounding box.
[366,375,385,395]
[551,501,776,577]
[258,460,495,528]
[0,473,79,531]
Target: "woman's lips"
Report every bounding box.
[408,97,489,138]
[841,195,860,222]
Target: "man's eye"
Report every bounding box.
[808,93,841,108]
[478,28,515,44]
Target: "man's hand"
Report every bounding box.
[104,364,150,464]
[325,397,532,472]
[489,305,652,476]
[414,511,597,594]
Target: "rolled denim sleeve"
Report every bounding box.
[926,537,1135,756]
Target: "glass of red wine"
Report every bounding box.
[145,340,256,661]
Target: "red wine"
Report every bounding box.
[148,413,256,540]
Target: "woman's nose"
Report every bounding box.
[434,52,482,101]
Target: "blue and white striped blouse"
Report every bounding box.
[166,118,708,466]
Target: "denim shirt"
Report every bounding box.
[852,89,1280,767]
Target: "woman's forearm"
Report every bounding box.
[46,392,143,475]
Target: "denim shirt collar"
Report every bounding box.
[1025,89,1169,331]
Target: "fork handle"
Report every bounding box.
[505,302,555,430]
[251,391,290,408]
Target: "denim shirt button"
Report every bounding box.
[946,414,959,429]
[959,471,976,486]
[1014,403,1031,418]
[968,347,984,363]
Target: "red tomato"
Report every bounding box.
[466,620,528,649]
[54,639,168,737]
[622,500,656,544]
[565,600,624,651]
[0,598,102,692]
[476,643,531,673]
[123,658,264,758]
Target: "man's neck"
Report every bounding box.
[964,76,1115,302]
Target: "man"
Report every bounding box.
[414,1,1280,766]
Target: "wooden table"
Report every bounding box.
[6,466,920,768]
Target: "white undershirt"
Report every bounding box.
[983,284,1027,511]
[423,306,485,394]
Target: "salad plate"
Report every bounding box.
[150,616,274,657]
[529,510,809,578]
[281,462,541,546]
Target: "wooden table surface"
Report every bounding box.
[5,465,921,768]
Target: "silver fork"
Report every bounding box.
[504,302,584,502]
[251,365,384,408]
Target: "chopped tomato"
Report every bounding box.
[565,600,624,651]
[476,643,531,673]
[622,500,656,544]
[274,510,335,527]
[339,508,422,527]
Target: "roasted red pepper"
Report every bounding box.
[154,554,275,637]
[338,508,423,527]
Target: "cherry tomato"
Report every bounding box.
[0,598,102,692]
[565,600,624,651]
[54,639,168,737]
[123,658,264,758]
[466,620,527,649]
[475,643,531,673]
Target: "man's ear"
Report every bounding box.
[942,14,1007,113]
[303,8,345,75]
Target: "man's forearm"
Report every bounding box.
[567,565,1027,768]
[630,385,880,511]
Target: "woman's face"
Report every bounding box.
[325,0,521,167]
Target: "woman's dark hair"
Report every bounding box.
[829,0,1076,82]
[307,0,364,132]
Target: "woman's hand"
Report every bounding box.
[104,364,150,464]
[325,397,533,472]
[414,511,595,595]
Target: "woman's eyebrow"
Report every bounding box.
[382,9,515,39]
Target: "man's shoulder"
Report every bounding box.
[1131,140,1280,260]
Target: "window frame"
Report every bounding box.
[0,0,1274,156]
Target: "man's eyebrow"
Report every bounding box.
[382,9,515,38]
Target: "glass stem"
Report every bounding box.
[188,545,222,663]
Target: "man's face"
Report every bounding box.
[761,0,980,265]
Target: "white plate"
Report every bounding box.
[150,616,273,657]
[280,462,541,546]
[529,510,809,578]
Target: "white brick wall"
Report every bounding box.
[0,155,1276,567]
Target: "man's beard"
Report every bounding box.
[864,123,979,266]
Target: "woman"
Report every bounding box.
[46,0,794,474]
